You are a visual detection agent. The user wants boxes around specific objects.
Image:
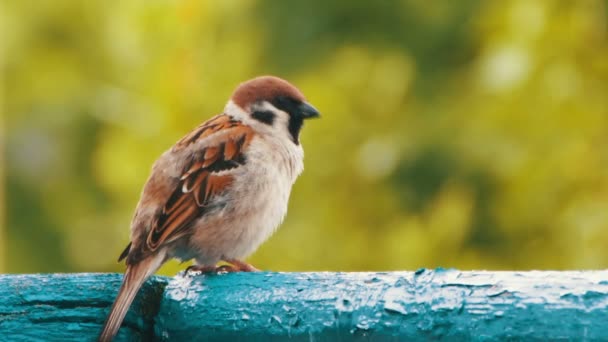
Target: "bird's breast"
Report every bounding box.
[186,135,304,264]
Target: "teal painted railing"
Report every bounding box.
[1,269,608,341]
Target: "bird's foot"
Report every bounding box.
[224,259,259,272]
[185,260,258,275]
[185,265,219,275]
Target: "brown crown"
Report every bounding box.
[232,76,306,109]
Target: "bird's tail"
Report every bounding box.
[99,253,165,342]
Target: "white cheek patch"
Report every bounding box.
[225,100,291,139]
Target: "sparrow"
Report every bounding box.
[99,76,320,341]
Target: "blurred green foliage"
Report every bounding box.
[2,1,608,274]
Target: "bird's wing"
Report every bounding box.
[120,114,255,261]
[149,114,255,249]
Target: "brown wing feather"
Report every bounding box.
[144,116,254,251]
[175,114,240,148]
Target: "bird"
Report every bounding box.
[98,76,320,341]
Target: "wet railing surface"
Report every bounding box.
[2,269,608,341]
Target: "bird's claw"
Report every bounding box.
[185,260,259,275]
[185,265,218,275]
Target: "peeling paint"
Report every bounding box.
[156,269,608,341]
[2,270,608,341]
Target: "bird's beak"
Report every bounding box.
[299,102,321,119]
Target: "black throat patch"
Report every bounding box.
[271,96,304,145]
[287,116,304,145]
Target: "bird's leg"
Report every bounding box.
[186,260,259,274]
[224,259,259,272]
[185,264,218,274]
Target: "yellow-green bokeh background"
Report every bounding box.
[3,1,608,275]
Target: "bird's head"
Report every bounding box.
[226,76,320,145]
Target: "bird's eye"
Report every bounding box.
[271,96,301,116]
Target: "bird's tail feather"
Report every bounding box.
[98,253,164,342]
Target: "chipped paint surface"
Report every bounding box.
[1,270,608,341]
[158,269,608,341]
